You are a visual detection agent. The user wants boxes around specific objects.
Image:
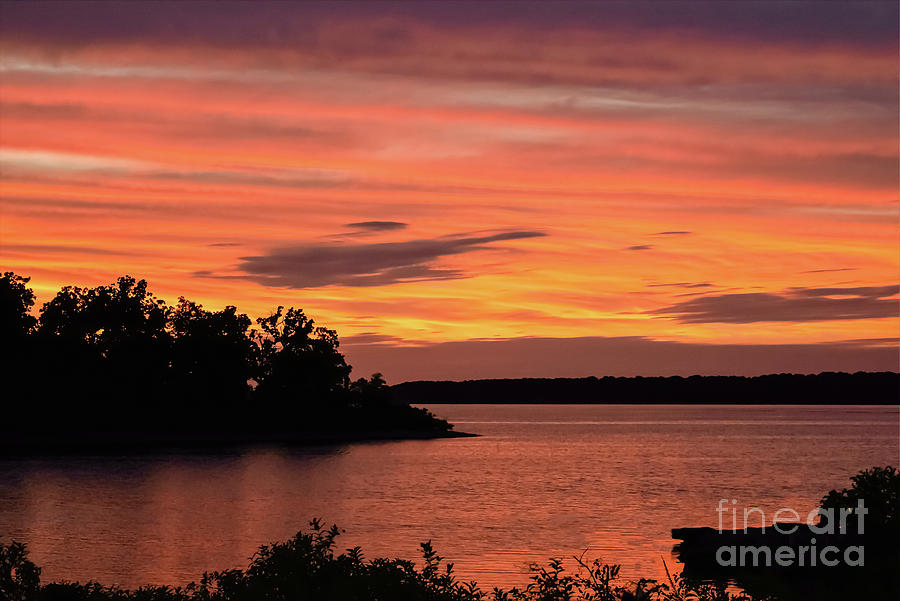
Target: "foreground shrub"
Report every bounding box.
[2,519,749,601]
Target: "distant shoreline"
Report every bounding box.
[392,371,899,405]
[0,429,478,456]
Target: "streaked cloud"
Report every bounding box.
[653,285,899,323]
[0,244,137,256]
[800,268,857,274]
[345,221,408,231]
[647,282,713,289]
[0,149,148,172]
[230,231,547,288]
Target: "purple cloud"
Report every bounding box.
[231,230,546,288]
[653,285,899,323]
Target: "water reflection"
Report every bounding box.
[1,404,897,589]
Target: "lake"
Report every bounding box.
[1,404,897,590]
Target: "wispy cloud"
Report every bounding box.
[800,267,857,274]
[345,221,408,231]
[647,282,713,288]
[653,285,899,323]
[230,230,546,288]
[0,244,137,256]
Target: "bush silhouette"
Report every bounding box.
[819,465,899,536]
[1,520,751,601]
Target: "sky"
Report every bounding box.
[1,1,897,381]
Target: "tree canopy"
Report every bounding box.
[0,272,36,341]
[0,272,451,445]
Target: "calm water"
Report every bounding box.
[1,404,897,589]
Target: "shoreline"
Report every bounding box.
[0,429,479,456]
[392,372,899,405]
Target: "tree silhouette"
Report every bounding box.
[0,271,452,447]
[37,276,172,417]
[0,272,37,341]
[1,273,39,416]
[349,372,391,410]
[253,306,352,412]
[170,297,255,408]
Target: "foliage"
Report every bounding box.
[0,272,451,441]
[0,272,37,340]
[37,276,169,349]
[253,306,351,408]
[169,298,256,407]
[819,465,899,534]
[0,521,752,601]
[1,272,40,423]
[0,541,41,601]
[36,276,172,407]
[349,372,391,409]
[489,554,748,601]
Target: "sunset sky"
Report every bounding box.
[1,1,897,381]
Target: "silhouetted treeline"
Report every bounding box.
[392,372,899,405]
[0,272,453,450]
